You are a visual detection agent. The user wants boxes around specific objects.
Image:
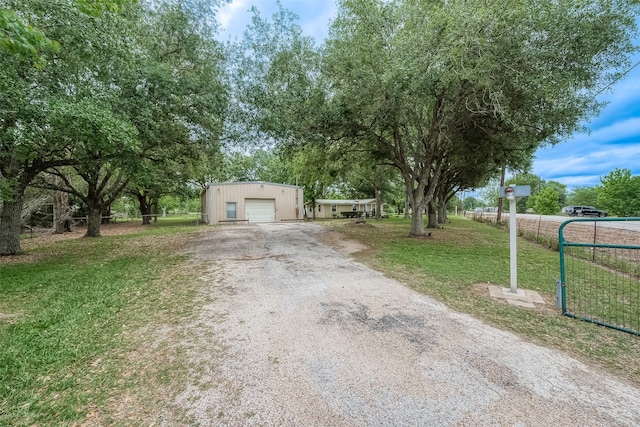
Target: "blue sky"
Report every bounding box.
[217,0,640,191]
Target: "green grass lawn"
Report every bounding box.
[0,224,204,425]
[329,216,640,384]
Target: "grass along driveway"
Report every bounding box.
[0,221,206,425]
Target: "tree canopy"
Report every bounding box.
[534,187,561,215]
[0,0,227,253]
[317,0,638,235]
[598,168,640,217]
[567,186,601,208]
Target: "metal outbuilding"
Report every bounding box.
[202,182,304,225]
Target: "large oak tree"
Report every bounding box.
[1,0,226,252]
[322,0,638,236]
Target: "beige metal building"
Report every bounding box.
[202,182,304,225]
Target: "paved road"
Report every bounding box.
[176,222,640,426]
[472,212,640,232]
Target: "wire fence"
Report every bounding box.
[21,213,208,231]
[464,211,593,250]
[559,218,640,335]
[66,213,208,226]
[465,212,640,335]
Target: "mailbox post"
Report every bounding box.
[505,186,517,293]
[499,185,530,294]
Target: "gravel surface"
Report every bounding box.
[175,222,640,426]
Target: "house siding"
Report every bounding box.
[203,182,303,225]
[307,199,382,219]
[313,203,352,219]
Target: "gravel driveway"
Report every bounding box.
[176,222,640,426]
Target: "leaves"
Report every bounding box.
[75,0,133,16]
[228,4,323,148]
[534,187,561,215]
[0,8,59,65]
[567,186,601,208]
[0,1,137,65]
[598,168,640,216]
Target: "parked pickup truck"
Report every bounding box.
[565,206,608,217]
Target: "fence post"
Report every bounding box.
[555,279,562,309]
[592,221,597,261]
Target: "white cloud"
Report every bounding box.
[585,117,640,143]
[216,1,337,42]
[550,175,604,188]
[218,0,249,31]
[298,2,337,42]
[534,141,640,187]
[599,76,640,107]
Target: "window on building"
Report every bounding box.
[226,202,237,219]
[331,204,337,212]
[318,205,321,212]
[352,204,357,211]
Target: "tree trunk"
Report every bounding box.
[52,175,71,233]
[497,165,506,222]
[85,202,103,237]
[53,190,72,233]
[375,189,382,221]
[137,193,152,225]
[427,200,439,229]
[0,195,24,255]
[435,192,447,224]
[102,205,111,224]
[407,188,429,236]
[404,195,410,219]
[410,208,425,236]
[437,202,447,224]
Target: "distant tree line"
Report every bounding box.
[468,168,640,217]
[568,168,640,217]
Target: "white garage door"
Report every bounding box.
[245,199,275,223]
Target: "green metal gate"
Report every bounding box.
[559,217,640,335]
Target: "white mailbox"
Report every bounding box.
[504,186,516,201]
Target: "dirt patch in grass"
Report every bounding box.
[316,228,372,257]
[0,311,22,323]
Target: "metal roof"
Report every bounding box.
[314,199,376,205]
[207,181,301,189]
